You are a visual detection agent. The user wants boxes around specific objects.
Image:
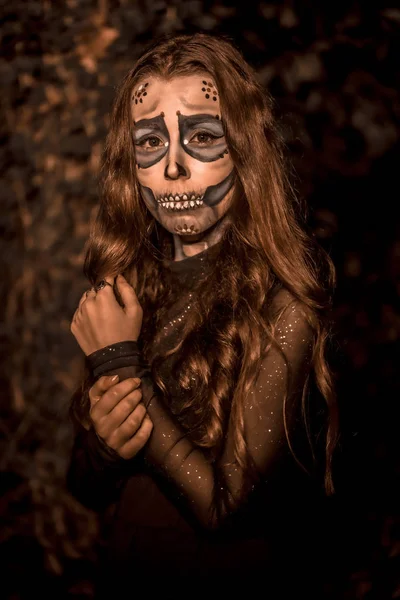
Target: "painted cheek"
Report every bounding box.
[136,162,163,187]
[192,155,233,183]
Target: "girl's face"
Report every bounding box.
[131,75,235,238]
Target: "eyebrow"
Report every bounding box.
[134,119,163,130]
[132,114,170,144]
[178,113,222,126]
[133,114,166,130]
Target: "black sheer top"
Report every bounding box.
[66,242,331,597]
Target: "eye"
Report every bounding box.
[189,131,220,145]
[136,136,165,151]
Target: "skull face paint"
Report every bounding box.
[178,112,229,163]
[133,113,170,168]
[131,75,235,245]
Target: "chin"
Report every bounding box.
[158,209,211,236]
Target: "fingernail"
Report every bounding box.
[110,375,119,382]
[134,377,141,384]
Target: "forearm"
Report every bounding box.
[86,297,314,530]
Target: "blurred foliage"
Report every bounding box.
[0,0,399,597]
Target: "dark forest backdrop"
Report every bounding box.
[1,0,399,598]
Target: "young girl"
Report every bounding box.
[68,33,339,598]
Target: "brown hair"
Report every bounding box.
[70,33,339,507]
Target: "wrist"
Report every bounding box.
[86,341,142,378]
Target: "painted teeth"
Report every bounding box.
[160,200,204,210]
[158,194,204,210]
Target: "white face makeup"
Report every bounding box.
[131,75,235,245]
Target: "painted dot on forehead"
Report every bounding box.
[132,81,149,104]
[201,79,218,102]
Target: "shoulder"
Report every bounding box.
[267,286,315,344]
[267,286,309,319]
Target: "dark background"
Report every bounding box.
[1,0,399,598]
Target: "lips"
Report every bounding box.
[156,193,205,212]
[141,170,235,213]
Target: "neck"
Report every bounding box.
[172,214,232,261]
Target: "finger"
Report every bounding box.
[101,387,143,432]
[118,414,154,460]
[92,277,121,310]
[89,374,120,408]
[71,308,79,326]
[109,401,147,447]
[93,276,115,299]
[116,274,141,313]
[71,293,88,325]
[90,377,141,416]
[100,276,115,287]
[83,288,97,303]
[75,288,96,320]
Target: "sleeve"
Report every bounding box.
[66,423,144,512]
[66,349,152,511]
[86,295,314,530]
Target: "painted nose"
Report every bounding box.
[164,139,190,180]
[164,160,187,179]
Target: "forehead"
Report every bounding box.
[131,74,220,120]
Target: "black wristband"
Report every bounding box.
[86,341,140,371]
[92,354,149,379]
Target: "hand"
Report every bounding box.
[89,375,153,460]
[71,273,143,355]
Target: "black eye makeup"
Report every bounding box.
[133,114,169,168]
[177,113,229,162]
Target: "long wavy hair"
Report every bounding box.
[70,33,339,509]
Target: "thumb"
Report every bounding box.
[116,273,140,310]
